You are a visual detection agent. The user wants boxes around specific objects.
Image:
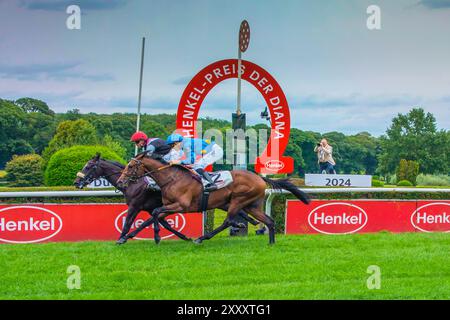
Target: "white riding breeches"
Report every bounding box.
[193,144,223,170]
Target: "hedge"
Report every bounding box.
[5,154,44,187]
[44,145,126,186]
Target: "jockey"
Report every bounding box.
[130,131,172,159]
[166,133,223,192]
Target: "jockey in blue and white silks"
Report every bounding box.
[166,134,224,191]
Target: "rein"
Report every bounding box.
[126,161,173,183]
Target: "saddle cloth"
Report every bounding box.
[201,171,233,190]
[143,170,233,191]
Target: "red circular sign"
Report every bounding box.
[176,59,293,174]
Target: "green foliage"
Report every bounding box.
[103,135,127,159]
[0,171,6,179]
[5,154,44,187]
[397,180,414,187]
[396,159,420,185]
[378,108,448,175]
[371,179,385,187]
[15,98,55,116]
[0,98,56,168]
[0,99,34,168]
[416,174,450,186]
[42,119,98,165]
[44,145,125,186]
[288,129,381,175]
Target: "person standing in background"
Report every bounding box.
[314,138,336,174]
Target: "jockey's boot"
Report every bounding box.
[196,168,218,192]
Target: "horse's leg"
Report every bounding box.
[116,206,139,245]
[125,215,155,240]
[152,202,186,245]
[220,205,259,226]
[237,211,260,226]
[244,205,276,245]
[158,218,191,241]
[193,218,232,244]
[124,214,190,241]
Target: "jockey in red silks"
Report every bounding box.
[130,131,174,190]
[130,131,172,159]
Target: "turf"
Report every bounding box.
[0,231,449,300]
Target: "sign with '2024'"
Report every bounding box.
[286,200,450,235]
[305,174,372,187]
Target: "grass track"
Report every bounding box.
[0,231,449,300]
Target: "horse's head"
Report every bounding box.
[117,155,146,189]
[73,153,102,189]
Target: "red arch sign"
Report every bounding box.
[176,59,293,174]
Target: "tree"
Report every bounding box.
[378,108,448,175]
[103,135,127,159]
[14,98,56,154]
[42,119,98,165]
[0,99,33,168]
[5,154,44,187]
[396,159,419,185]
[15,98,55,116]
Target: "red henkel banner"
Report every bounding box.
[286,200,450,235]
[0,204,203,244]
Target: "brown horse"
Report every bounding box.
[117,153,310,245]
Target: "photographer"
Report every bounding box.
[314,138,336,174]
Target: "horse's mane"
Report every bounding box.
[100,158,125,169]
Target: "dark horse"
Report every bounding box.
[73,153,191,243]
[117,153,311,245]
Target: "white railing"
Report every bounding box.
[1,187,449,217]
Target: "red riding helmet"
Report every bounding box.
[130,131,148,142]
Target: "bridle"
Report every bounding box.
[76,160,123,187]
[121,158,173,186]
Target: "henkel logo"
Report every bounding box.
[114,210,186,240]
[411,203,450,233]
[265,160,285,172]
[0,206,63,244]
[308,202,368,234]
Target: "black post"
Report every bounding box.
[230,112,248,236]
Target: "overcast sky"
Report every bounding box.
[0,0,449,136]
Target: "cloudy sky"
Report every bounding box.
[0,0,449,136]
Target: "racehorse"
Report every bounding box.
[73,153,191,244]
[117,153,311,245]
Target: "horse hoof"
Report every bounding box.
[116,237,127,245]
[193,238,203,245]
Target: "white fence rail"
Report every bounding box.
[1,188,449,218]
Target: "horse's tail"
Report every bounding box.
[262,177,311,205]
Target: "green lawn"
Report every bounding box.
[0,232,448,300]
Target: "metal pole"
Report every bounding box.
[236,49,242,115]
[135,37,146,156]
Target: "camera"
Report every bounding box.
[317,143,321,146]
